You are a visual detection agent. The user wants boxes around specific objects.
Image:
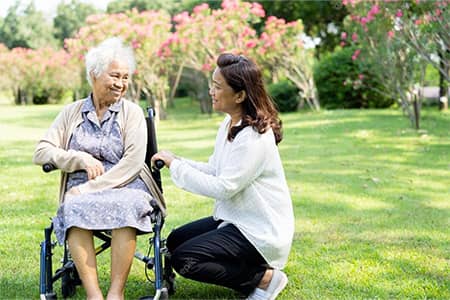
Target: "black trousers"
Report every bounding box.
[166,217,267,296]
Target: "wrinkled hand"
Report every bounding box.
[151,150,177,168]
[80,153,105,180]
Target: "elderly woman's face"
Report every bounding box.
[92,60,129,104]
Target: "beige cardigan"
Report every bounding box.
[33,98,165,215]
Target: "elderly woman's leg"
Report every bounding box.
[67,227,103,300]
[107,227,136,300]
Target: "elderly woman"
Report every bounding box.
[33,37,162,300]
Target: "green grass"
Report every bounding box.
[0,99,449,299]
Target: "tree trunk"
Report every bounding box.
[196,73,211,114]
[438,50,449,110]
[168,62,185,108]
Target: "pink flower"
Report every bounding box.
[358,74,364,80]
[267,16,277,23]
[201,63,212,71]
[352,49,361,61]
[221,0,239,10]
[388,31,395,39]
[341,32,348,40]
[193,3,209,14]
[352,32,358,42]
[131,40,141,49]
[250,3,265,17]
[173,11,190,24]
[369,5,380,15]
[360,17,368,26]
[396,10,403,18]
[340,41,346,47]
[245,40,257,48]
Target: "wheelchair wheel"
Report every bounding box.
[61,263,80,298]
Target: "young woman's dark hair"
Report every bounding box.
[216,53,283,144]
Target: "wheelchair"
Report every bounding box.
[39,108,176,300]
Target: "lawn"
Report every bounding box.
[0,98,449,299]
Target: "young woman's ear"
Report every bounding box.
[235,90,246,104]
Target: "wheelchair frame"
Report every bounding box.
[39,107,175,300]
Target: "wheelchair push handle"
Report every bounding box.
[153,159,165,170]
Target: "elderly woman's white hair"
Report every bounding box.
[85,37,136,86]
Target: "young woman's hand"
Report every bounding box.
[151,150,177,168]
[66,186,81,196]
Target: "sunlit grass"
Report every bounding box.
[0,99,449,299]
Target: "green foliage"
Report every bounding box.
[53,0,99,46]
[268,80,299,112]
[424,64,440,86]
[1,101,449,299]
[314,47,393,109]
[0,1,57,49]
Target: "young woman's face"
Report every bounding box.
[92,60,129,104]
[209,68,243,116]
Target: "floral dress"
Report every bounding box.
[53,98,153,244]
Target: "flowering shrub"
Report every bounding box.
[254,16,320,111]
[341,0,447,127]
[0,45,79,104]
[164,0,266,113]
[0,0,320,114]
[65,9,173,119]
[313,46,392,109]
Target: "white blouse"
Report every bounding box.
[169,115,294,269]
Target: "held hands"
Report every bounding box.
[151,150,177,168]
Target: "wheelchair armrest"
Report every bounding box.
[43,163,57,173]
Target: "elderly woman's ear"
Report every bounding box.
[89,71,96,83]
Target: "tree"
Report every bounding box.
[53,0,99,46]
[343,1,430,128]
[65,9,174,120]
[0,1,57,49]
[0,45,80,105]
[254,16,320,111]
[165,0,265,113]
[256,0,348,58]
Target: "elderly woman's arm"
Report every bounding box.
[33,104,100,173]
[75,102,147,194]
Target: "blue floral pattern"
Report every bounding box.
[53,96,153,244]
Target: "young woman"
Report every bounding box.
[152,53,294,300]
